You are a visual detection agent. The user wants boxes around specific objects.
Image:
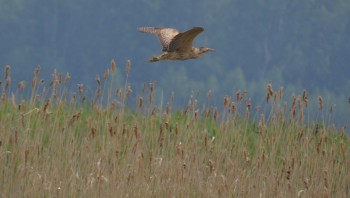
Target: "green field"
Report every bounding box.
[0,62,349,197]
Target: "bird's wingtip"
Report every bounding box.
[138,27,161,34]
[193,27,204,31]
[138,27,146,32]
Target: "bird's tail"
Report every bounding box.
[138,27,161,34]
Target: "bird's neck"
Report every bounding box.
[192,47,200,54]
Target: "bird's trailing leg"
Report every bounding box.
[149,53,167,62]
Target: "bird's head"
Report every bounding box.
[199,47,214,54]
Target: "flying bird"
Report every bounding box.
[138,27,213,62]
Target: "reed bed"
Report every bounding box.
[0,61,349,197]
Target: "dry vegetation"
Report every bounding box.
[0,61,349,197]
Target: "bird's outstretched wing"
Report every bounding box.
[168,27,204,52]
[138,27,179,51]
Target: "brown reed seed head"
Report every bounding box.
[116,88,122,98]
[65,72,70,85]
[302,89,307,100]
[24,149,29,167]
[35,66,41,76]
[104,69,109,80]
[262,150,266,162]
[242,90,247,99]
[110,59,116,73]
[259,114,265,134]
[278,87,283,100]
[194,109,199,120]
[291,95,296,110]
[149,82,155,93]
[166,102,171,114]
[96,75,101,87]
[323,169,329,189]
[81,94,85,103]
[245,99,251,111]
[329,104,334,113]
[125,84,132,98]
[138,97,143,109]
[302,90,308,107]
[267,82,273,96]
[158,124,164,147]
[1,93,6,104]
[5,76,11,90]
[291,108,296,118]
[58,73,63,84]
[266,92,270,103]
[236,91,240,101]
[207,90,212,99]
[31,67,39,87]
[19,100,26,111]
[341,141,346,159]
[260,113,265,128]
[96,87,101,98]
[243,151,250,164]
[340,127,346,137]
[213,107,218,121]
[52,85,57,99]
[318,96,324,110]
[304,98,308,108]
[142,83,146,93]
[204,133,208,151]
[43,99,50,112]
[77,84,83,96]
[297,95,302,110]
[298,108,303,121]
[231,102,236,113]
[224,96,229,107]
[171,92,175,101]
[209,160,215,174]
[187,97,192,107]
[175,123,179,135]
[148,93,153,104]
[205,108,211,118]
[39,79,44,87]
[193,99,198,110]
[91,127,97,138]
[126,60,131,76]
[5,65,10,79]
[134,124,139,140]
[52,69,57,82]
[246,106,250,120]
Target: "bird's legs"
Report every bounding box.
[149,53,168,62]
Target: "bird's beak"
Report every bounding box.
[208,48,214,52]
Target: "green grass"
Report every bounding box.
[0,62,349,197]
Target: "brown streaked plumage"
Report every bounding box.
[138,27,213,62]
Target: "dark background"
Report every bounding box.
[1,0,349,124]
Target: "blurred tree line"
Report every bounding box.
[0,0,349,122]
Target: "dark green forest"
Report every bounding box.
[1,0,350,123]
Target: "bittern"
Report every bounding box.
[138,27,213,62]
